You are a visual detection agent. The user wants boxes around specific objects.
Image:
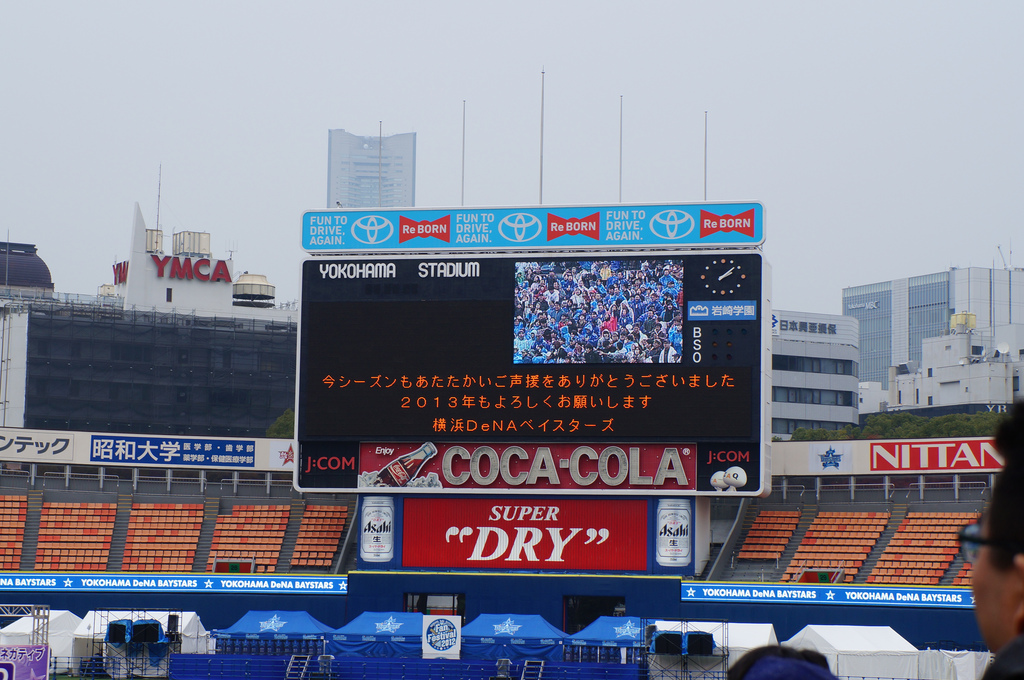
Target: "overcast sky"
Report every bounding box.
[2,2,1021,314]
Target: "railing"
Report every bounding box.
[54,652,993,680]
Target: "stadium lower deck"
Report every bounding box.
[0,467,986,654]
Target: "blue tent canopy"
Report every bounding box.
[326,612,423,658]
[569,617,646,648]
[212,611,334,640]
[461,614,566,661]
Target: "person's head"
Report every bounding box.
[729,645,835,680]
[966,401,1024,652]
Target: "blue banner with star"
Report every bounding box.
[0,573,346,595]
[681,582,972,609]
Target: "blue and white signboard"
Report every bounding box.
[687,301,758,321]
[682,582,972,610]
[91,435,256,468]
[422,615,461,659]
[302,202,764,253]
[0,573,346,595]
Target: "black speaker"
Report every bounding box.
[652,631,683,655]
[133,622,161,643]
[686,632,714,655]
[168,615,179,635]
[108,622,127,644]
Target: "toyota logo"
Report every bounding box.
[649,210,695,240]
[498,213,543,242]
[351,215,394,245]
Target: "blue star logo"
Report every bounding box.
[494,618,522,635]
[819,446,842,470]
[375,617,403,634]
[259,615,287,632]
[686,588,696,597]
[614,620,642,638]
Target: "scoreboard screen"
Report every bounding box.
[296,252,767,494]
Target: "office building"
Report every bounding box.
[326,129,416,209]
[771,310,860,438]
[883,315,1023,415]
[842,267,1024,387]
[0,205,297,437]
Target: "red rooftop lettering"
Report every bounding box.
[151,255,232,283]
[113,261,129,285]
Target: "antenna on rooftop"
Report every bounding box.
[703,112,708,202]
[156,165,162,230]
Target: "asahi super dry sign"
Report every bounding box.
[402,498,648,571]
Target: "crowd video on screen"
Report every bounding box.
[513,259,684,364]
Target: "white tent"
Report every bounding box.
[0,609,82,673]
[785,624,918,679]
[918,649,991,680]
[73,610,209,656]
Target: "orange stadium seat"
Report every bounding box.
[867,511,979,586]
[782,511,887,583]
[35,501,115,571]
[290,505,347,569]
[207,504,290,573]
[122,503,203,572]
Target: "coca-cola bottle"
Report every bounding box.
[373,442,437,487]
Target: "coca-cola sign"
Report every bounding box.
[402,498,647,571]
[358,442,696,493]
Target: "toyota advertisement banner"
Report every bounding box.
[302,202,764,252]
[357,496,696,576]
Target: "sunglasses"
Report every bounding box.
[958,522,1024,564]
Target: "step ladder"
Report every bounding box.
[521,659,544,680]
[285,654,311,680]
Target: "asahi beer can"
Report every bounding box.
[360,496,394,562]
[656,498,691,567]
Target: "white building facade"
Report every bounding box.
[886,318,1024,415]
[771,310,860,439]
